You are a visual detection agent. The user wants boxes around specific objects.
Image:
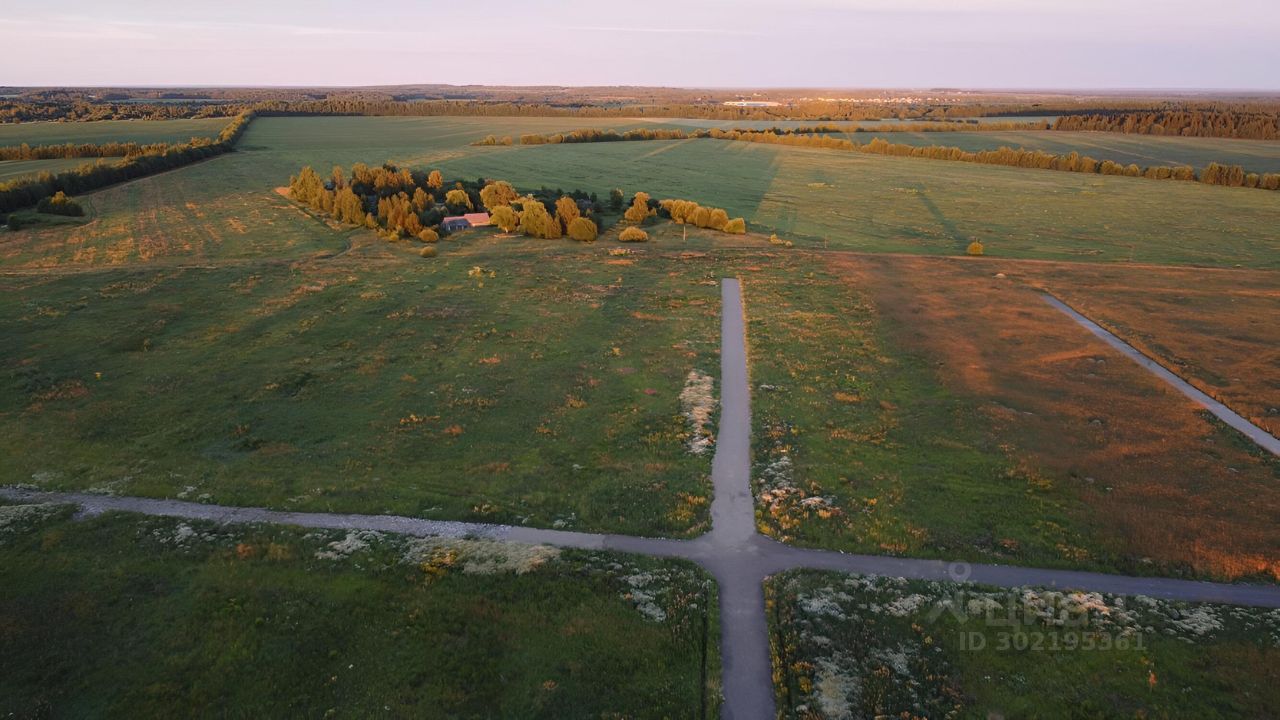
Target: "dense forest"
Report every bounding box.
[1053,111,1280,140]
[0,112,254,213]
[0,100,241,123]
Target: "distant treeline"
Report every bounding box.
[0,141,173,161]
[0,100,242,124]
[511,127,1280,191]
[1053,111,1280,140]
[0,112,254,213]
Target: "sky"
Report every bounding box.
[2,0,1278,89]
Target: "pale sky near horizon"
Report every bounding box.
[2,0,1278,89]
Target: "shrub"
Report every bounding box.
[723,217,746,234]
[420,245,438,258]
[623,192,654,223]
[567,216,598,242]
[5,214,18,231]
[769,234,783,245]
[417,228,439,243]
[619,227,648,242]
[966,241,985,256]
[36,191,83,217]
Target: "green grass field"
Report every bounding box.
[0,501,719,717]
[824,129,1280,174]
[4,116,1278,270]
[0,233,745,537]
[0,157,116,183]
[768,570,1280,719]
[0,117,233,146]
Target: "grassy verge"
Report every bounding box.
[0,500,720,718]
[767,569,1280,719]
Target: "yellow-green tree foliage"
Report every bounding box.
[723,217,746,234]
[480,180,517,210]
[707,208,729,231]
[519,199,561,239]
[623,192,654,222]
[412,187,431,212]
[967,241,984,256]
[444,188,473,211]
[418,228,439,243]
[427,170,444,189]
[490,205,519,233]
[619,226,648,242]
[567,216,598,242]
[555,195,581,230]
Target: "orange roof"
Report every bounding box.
[463,212,491,226]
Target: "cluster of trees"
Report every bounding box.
[472,135,514,146]
[287,166,607,242]
[0,112,255,214]
[0,141,173,161]
[1054,111,1280,140]
[520,127,693,145]
[35,191,84,216]
[658,199,746,233]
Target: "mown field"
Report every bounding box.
[436,135,1280,268]
[746,252,1278,581]
[2,114,1277,576]
[0,157,115,183]
[0,117,232,146]
[0,501,719,718]
[823,128,1280,174]
[4,116,1279,270]
[768,569,1280,719]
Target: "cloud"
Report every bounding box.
[561,25,761,36]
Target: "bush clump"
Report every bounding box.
[966,241,985,256]
[36,191,83,217]
[419,245,438,258]
[619,227,649,243]
[567,216,598,242]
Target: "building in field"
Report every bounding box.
[463,212,491,227]
[441,216,472,233]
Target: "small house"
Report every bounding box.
[441,216,471,233]
[463,212,491,227]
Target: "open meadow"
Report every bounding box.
[2,110,1279,718]
[822,128,1280,174]
[0,117,233,146]
[0,500,719,717]
[0,231,756,536]
[0,157,114,184]
[767,569,1280,719]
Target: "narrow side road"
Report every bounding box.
[1042,293,1280,457]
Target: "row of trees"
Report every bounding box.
[0,141,178,161]
[1054,111,1280,140]
[658,199,746,233]
[0,112,255,213]
[0,100,241,124]
[511,125,1280,192]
